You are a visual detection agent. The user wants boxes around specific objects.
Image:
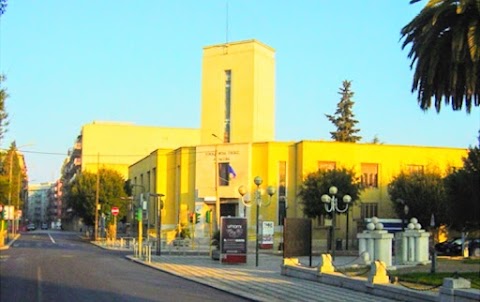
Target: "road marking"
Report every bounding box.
[37,266,42,302]
[48,233,56,244]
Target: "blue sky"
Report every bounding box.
[1,1,478,183]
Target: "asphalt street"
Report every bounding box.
[0,231,251,302]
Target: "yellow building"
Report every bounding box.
[130,140,465,248]
[127,39,467,249]
[62,121,200,182]
[62,39,467,248]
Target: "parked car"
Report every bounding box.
[27,223,36,231]
[435,238,468,256]
[468,239,480,257]
[41,223,48,230]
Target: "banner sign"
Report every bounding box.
[220,217,247,263]
[4,205,15,220]
[260,221,274,249]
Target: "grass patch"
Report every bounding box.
[463,258,480,265]
[394,272,480,289]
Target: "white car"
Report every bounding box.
[27,223,36,231]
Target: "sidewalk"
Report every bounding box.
[124,251,400,302]
[88,239,480,301]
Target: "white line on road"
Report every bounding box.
[37,266,42,302]
[48,233,56,244]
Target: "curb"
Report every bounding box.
[0,234,21,251]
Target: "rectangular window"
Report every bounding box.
[218,162,232,186]
[278,161,287,226]
[224,70,231,143]
[318,161,336,171]
[361,203,378,220]
[147,171,151,192]
[407,165,424,173]
[361,163,378,188]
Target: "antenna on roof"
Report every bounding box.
[225,0,229,44]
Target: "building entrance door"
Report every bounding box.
[220,203,237,217]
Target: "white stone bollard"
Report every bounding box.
[357,217,394,266]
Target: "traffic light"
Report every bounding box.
[205,210,212,223]
[195,212,200,224]
[136,208,142,221]
[188,212,194,223]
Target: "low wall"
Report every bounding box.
[281,263,479,302]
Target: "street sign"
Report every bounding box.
[111,207,119,216]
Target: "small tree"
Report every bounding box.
[299,168,362,219]
[64,168,129,226]
[325,80,362,142]
[388,171,448,228]
[444,137,480,230]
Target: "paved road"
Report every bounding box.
[0,231,250,302]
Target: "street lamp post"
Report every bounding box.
[212,134,222,231]
[238,176,276,267]
[149,193,164,256]
[397,199,409,231]
[321,186,351,261]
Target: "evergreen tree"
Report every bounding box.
[325,80,362,142]
[0,75,9,144]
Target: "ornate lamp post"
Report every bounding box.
[397,199,409,231]
[321,186,351,260]
[238,176,276,267]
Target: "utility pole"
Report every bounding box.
[7,150,13,239]
[94,153,100,241]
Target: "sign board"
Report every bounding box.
[220,217,247,264]
[111,207,119,216]
[284,218,312,261]
[3,205,14,220]
[259,221,274,249]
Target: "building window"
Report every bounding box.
[361,163,378,188]
[361,203,378,220]
[219,162,235,186]
[278,161,287,226]
[316,214,331,227]
[224,70,232,143]
[147,171,151,192]
[407,165,424,173]
[318,161,336,171]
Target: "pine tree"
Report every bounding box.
[325,80,362,142]
[0,75,9,144]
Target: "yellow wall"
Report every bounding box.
[200,40,275,145]
[131,140,466,248]
[80,121,200,179]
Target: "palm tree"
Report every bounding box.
[401,0,480,113]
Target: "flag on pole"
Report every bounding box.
[228,165,236,179]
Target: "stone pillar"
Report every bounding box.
[398,218,431,265]
[357,217,394,266]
